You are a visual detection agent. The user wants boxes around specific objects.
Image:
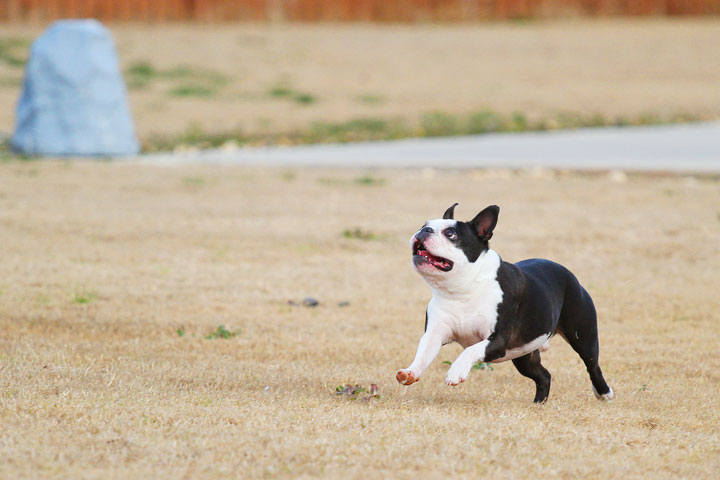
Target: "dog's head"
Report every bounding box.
[410,203,499,279]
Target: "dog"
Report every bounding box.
[396,203,613,403]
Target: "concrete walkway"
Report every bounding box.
[140,122,720,172]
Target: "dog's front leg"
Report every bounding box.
[396,326,450,386]
[446,336,506,386]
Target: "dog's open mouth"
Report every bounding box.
[412,240,453,272]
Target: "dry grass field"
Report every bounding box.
[1,161,719,478]
[2,20,720,142]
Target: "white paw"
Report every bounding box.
[445,362,471,386]
[396,368,419,386]
[593,386,614,401]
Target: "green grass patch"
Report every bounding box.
[205,325,240,340]
[268,85,293,98]
[353,175,386,186]
[472,362,494,371]
[267,83,317,105]
[467,110,503,134]
[72,291,98,304]
[508,112,528,131]
[302,118,407,144]
[0,37,30,68]
[442,360,493,371]
[293,93,316,105]
[124,61,228,94]
[127,61,155,77]
[140,110,705,153]
[169,84,215,98]
[421,111,461,137]
[125,61,156,89]
[342,228,382,241]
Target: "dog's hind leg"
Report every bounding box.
[563,329,613,400]
[558,282,613,401]
[511,350,551,404]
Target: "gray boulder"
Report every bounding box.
[12,19,139,156]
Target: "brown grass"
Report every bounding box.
[2,20,720,139]
[1,162,719,478]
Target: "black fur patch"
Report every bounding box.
[454,221,488,262]
[453,205,499,262]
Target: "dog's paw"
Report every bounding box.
[593,386,614,401]
[396,369,419,386]
[445,364,469,386]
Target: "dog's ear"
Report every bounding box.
[442,202,459,220]
[470,205,499,241]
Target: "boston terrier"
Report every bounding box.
[396,204,613,403]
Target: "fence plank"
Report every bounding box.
[2,0,720,22]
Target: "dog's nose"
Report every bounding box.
[416,226,433,242]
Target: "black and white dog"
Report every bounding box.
[396,204,613,403]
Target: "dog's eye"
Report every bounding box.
[443,228,457,240]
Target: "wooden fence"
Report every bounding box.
[1,0,719,22]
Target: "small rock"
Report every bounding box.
[220,140,240,152]
[337,301,350,308]
[608,169,628,183]
[302,297,319,307]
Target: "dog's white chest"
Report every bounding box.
[428,274,504,348]
[446,299,500,348]
[453,310,497,347]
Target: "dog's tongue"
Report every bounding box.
[418,250,451,270]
